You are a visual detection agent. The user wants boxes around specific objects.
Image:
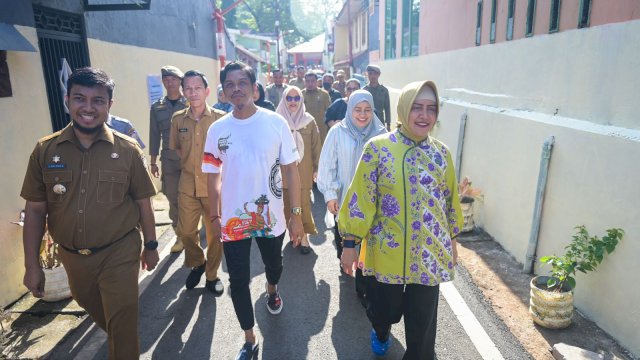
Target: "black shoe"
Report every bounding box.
[205,278,224,296]
[185,262,206,289]
[235,342,259,360]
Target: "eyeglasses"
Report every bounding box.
[286,95,301,102]
[346,87,359,92]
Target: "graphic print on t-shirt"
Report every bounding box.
[222,194,277,240]
[269,159,282,199]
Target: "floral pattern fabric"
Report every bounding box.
[338,130,463,286]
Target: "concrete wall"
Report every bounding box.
[378,19,640,355]
[1,26,52,307]
[87,39,221,155]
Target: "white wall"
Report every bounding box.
[379,19,640,355]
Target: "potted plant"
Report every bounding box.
[529,226,624,329]
[458,176,483,232]
[39,226,72,302]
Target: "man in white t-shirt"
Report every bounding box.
[202,61,304,360]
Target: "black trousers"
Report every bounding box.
[223,232,285,330]
[365,278,440,360]
[335,218,366,296]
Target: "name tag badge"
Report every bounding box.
[179,128,188,133]
[47,163,66,169]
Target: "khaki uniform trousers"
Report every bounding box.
[177,192,223,280]
[58,230,141,360]
[161,158,181,228]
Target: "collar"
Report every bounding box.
[397,128,429,146]
[186,104,212,121]
[161,96,186,105]
[56,122,114,146]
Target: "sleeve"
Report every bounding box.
[325,100,338,122]
[317,128,340,202]
[279,118,300,166]
[444,150,464,238]
[168,114,179,151]
[310,119,321,172]
[202,123,222,174]
[20,143,47,202]
[128,145,157,200]
[337,141,379,243]
[149,107,160,156]
[126,122,146,149]
[384,88,391,126]
[324,92,332,109]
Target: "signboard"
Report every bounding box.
[146,74,163,107]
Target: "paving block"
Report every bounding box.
[552,343,604,360]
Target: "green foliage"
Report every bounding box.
[539,226,624,292]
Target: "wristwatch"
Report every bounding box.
[291,207,302,215]
[144,240,159,250]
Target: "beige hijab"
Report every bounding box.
[276,86,315,161]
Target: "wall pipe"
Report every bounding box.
[455,110,468,180]
[523,135,555,274]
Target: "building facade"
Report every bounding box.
[1,0,221,307]
[376,0,640,355]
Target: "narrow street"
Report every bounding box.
[48,189,529,360]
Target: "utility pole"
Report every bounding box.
[213,0,246,67]
[346,0,354,76]
[275,0,281,69]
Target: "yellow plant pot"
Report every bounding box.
[529,276,573,329]
[42,266,72,302]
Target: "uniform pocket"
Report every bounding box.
[97,170,128,203]
[43,170,72,203]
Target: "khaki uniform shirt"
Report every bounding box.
[265,84,288,108]
[364,84,391,127]
[282,120,321,190]
[20,124,157,250]
[149,96,187,160]
[169,105,225,197]
[302,88,331,143]
[288,78,305,89]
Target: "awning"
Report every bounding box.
[287,33,325,54]
[0,23,36,52]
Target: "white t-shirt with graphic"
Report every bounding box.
[202,107,299,242]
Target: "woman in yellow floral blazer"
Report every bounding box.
[337,80,463,359]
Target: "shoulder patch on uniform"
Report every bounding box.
[112,131,139,146]
[211,108,227,118]
[38,130,63,144]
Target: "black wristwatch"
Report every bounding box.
[144,240,159,250]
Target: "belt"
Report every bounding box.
[59,230,134,256]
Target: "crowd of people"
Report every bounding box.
[20,60,463,360]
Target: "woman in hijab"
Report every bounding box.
[317,89,387,299]
[337,81,464,359]
[276,86,321,254]
[254,82,276,111]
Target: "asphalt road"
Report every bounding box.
[50,188,529,360]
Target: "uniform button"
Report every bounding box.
[54,177,60,181]
[78,229,83,233]
[111,177,116,181]
[83,170,87,174]
[79,210,83,214]
[81,189,86,193]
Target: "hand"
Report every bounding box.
[209,216,222,240]
[24,266,45,298]
[140,249,159,271]
[452,240,458,266]
[150,163,160,178]
[313,171,318,183]
[340,248,358,277]
[288,216,304,248]
[326,200,339,215]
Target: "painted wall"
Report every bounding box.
[86,38,221,152]
[378,19,640,355]
[1,26,52,307]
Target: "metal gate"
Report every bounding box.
[34,5,90,132]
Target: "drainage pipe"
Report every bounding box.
[523,135,555,274]
[455,110,468,180]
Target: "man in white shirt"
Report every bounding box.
[202,61,304,360]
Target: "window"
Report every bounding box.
[578,0,591,28]
[0,51,12,97]
[385,0,397,59]
[401,0,419,57]
[476,0,483,45]
[526,0,536,37]
[549,0,561,32]
[490,0,497,43]
[361,12,367,48]
[506,0,515,40]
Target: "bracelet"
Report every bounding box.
[210,215,221,221]
[342,240,356,248]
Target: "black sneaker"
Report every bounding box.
[235,342,259,360]
[205,278,224,296]
[265,282,283,315]
[185,262,206,289]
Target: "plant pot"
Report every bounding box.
[460,201,475,233]
[42,266,72,302]
[529,275,573,329]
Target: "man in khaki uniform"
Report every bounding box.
[150,65,187,252]
[169,70,226,294]
[288,65,306,89]
[20,67,158,360]
[302,71,332,144]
